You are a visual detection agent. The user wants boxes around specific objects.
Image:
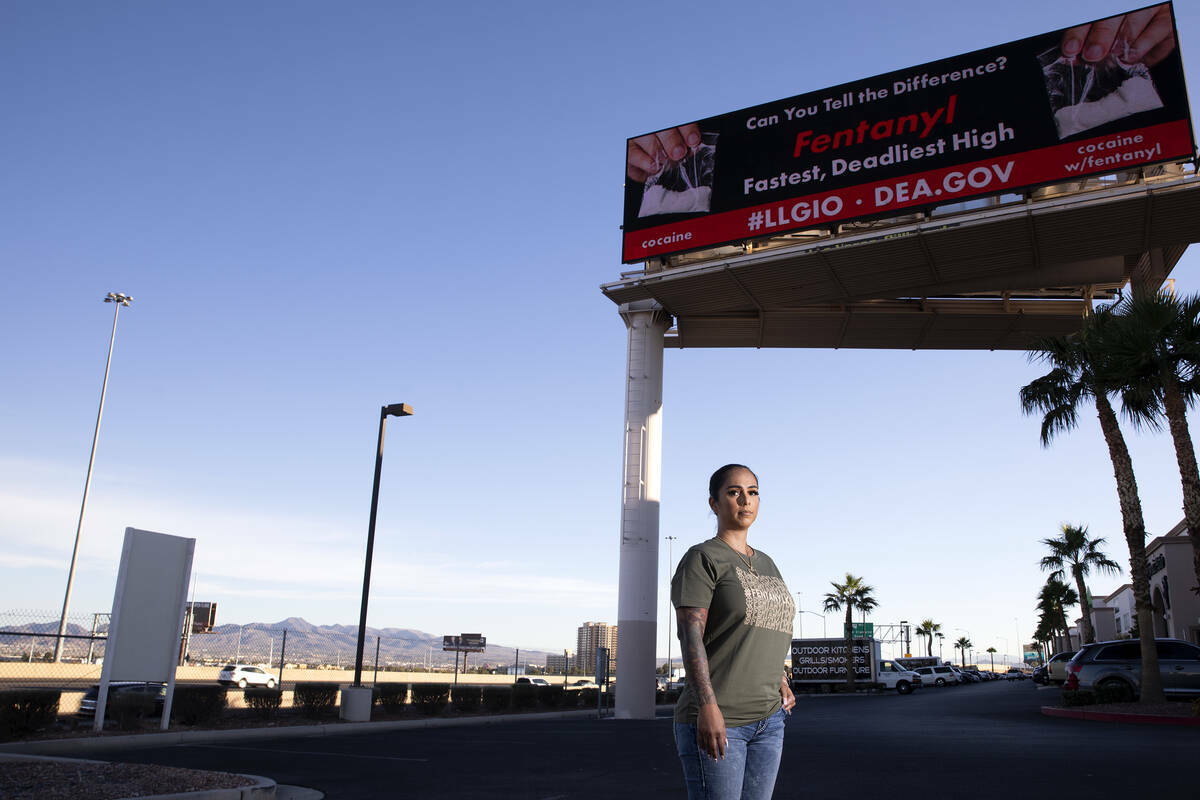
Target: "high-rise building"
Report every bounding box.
[576,621,617,676]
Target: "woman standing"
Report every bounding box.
[672,464,796,800]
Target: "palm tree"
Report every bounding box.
[1106,293,1200,595]
[1020,308,1165,703]
[986,646,997,673]
[1039,524,1122,644]
[914,619,941,657]
[1037,577,1079,653]
[935,632,945,661]
[953,636,971,668]
[823,574,878,691]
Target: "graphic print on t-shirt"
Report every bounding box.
[735,567,795,635]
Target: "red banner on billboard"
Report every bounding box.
[621,3,1194,263]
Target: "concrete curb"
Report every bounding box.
[0,707,607,756]
[1040,705,1200,726]
[0,753,275,799]
[113,774,275,800]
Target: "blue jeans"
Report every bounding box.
[674,708,786,800]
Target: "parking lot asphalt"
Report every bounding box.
[69,682,1200,800]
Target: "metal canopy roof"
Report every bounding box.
[602,170,1200,350]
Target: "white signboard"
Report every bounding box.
[93,527,195,731]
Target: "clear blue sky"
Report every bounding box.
[2,0,1197,666]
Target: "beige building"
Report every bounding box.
[544,651,573,674]
[1083,520,1199,645]
[576,622,617,676]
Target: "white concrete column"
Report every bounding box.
[615,301,671,720]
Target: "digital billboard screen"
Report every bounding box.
[622,3,1194,263]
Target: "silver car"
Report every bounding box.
[1064,639,1200,700]
[1045,650,1077,685]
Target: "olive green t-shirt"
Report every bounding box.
[671,537,795,727]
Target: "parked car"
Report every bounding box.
[1064,638,1200,700]
[76,682,165,719]
[568,679,598,689]
[217,664,277,689]
[912,665,960,687]
[1031,665,1049,685]
[1005,668,1026,681]
[514,677,551,687]
[956,669,981,683]
[1045,650,1078,685]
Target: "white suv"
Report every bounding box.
[217,664,276,688]
[912,665,960,687]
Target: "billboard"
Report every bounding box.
[622,3,1194,263]
[791,638,874,681]
[187,602,217,633]
[442,633,486,653]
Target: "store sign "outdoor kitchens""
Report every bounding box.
[791,638,873,680]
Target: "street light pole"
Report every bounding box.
[55,292,132,663]
[797,593,803,639]
[352,403,413,688]
[664,536,676,679]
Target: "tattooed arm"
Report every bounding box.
[677,605,725,759]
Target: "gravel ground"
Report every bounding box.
[0,760,255,799]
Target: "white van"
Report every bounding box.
[876,659,922,694]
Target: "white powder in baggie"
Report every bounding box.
[1054,74,1164,138]
[639,185,712,217]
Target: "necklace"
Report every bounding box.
[721,538,755,573]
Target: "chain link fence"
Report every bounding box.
[0,611,612,728]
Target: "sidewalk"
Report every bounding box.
[0,707,605,757]
[1041,703,1200,726]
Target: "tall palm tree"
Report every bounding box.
[935,632,945,661]
[986,646,997,673]
[1020,308,1165,703]
[914,619,941,657]
[1037,577,1079,653]
[1039,524,1122,644]
[823,574,878,691]
[953,636,971,668]
[1106,293,1200,595]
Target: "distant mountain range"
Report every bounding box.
[1,615,560,670]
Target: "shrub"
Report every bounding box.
[1061,690,1096,707]
[1095,683,1133,704]
[535,685,566,709]
[244,688,282,720]
[0,689,61,740]
[294,682,338,717]
[109,692,155,731]
[452,686,482,712]
[482,686,511,712]
[578,688,599,707]
[171,685,227,726]
[411,683,450,716]
[376,683,409,712]
[511,683,538,711]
